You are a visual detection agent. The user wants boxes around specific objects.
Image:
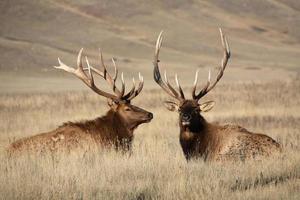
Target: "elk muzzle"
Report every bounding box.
[140,112,153,123]
[180,113,191,126]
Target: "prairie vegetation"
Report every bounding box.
[0,80,299,199]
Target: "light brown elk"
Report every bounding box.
[8,48,153,154]
[153,29,281,161]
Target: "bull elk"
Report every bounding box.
[153,29,281,161]
[8,48,153,154]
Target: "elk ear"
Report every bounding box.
[199,101,215,112]
[164,101,178,112]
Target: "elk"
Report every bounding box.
[8,48,153,154]
[153,29,281,161]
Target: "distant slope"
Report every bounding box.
[0,0,299,92]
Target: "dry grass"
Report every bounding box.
[0,80,300,199]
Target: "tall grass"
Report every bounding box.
[0,80,299,199]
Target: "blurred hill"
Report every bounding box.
[0,0,299,92]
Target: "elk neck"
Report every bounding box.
[179,114,208,134]
[179,114,213,160]
[65,109,133,150]
[105,109,134,151]
[98,109,134,138]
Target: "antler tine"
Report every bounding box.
[83,56,105,77]
[82,54,104,77]
[205,29,230,91]
[192,69,199,99]
[175,74,185,99]
[122,77,136,100]
[85,56,94,81]
[153,31,184,101]
[127,72,144,100]
[55,48,84,75]
[111,58,118,82]
[137,72,144,94]
[164,70,183,98]
[154,31,163,62]
[54,48,118,100]
[99,49,107,75]
[220,28,231,58]
[98,49,122,96]
[77,48,84,72]
[83,55,122,99]
[119,72,125,98]
[193,28,230,100]
[194,69,211,99]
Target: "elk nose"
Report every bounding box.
[182,114,190,121]
[148,113,153,119]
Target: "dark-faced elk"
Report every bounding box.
[8,48,153,154]
[153,29,281,161]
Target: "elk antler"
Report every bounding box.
[153,28,230,102]
[54,48,144,101]
[153,31,185,102]
[192,28,230,101]
[122,72,144,101]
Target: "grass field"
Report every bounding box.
[0,79,299,199]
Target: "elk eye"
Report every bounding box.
[125,108,131,111]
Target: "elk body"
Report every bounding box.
[8,49,153,154]
[153,29,281,161]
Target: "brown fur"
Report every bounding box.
[8,102,153,154]
[169,100,281,161]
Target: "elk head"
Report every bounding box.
[153,29,230,131]
[54,48,153,131]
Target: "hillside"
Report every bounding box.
[0,0,299,92]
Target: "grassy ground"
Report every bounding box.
[0,79,299,199]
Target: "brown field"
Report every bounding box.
[0,79,299,199]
